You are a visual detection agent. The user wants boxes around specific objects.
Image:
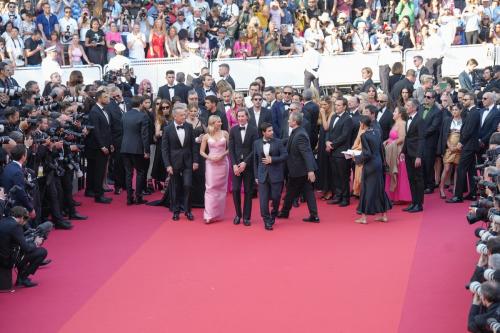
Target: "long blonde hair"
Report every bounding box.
[207,115,221,136]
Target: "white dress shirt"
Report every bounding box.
[254,109,261,126]
[377,108,386,122]
[239,124,247,143]
[481,105,495,127]
[175,122,185,146]
[97,103,110,124]
[263,139,270,157]
[332,111,345,128]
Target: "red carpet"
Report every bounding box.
[0,190,476,333]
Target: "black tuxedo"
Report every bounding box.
[326,112,353,203]
[157,84,177,101]
[359,78,374,93]
[200,108,229,131]
[161,122,198,213]
[121,108,151,200]
[302,101,320,149]
[402,112,425,206]
[377,107,394,142]
[281,126,318,216]
[349,110,361,146]
[420,104,443,189]
[269,100,285,139]
[437,115,453,157]
[479,106,500,148]
[280,111,311,143]
[195,86,217,109]
[248,107,272,136]
[455,108,481,198]
[253,137,287,227]
[106,99,126,191]
[229,124,259,219]
[220,75,235,90]
[85,104,112,198]
[175,83,190,104]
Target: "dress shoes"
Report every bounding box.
[264,224,273,231]
[243,219,251,226]
[15,277,37,288]
[276,212,289,219]
[446,197,463,203]
[54,220,73,230]
[40,259,52,266]
[72,200,81,207]
[327,198,341,205]
[172,212,180,221]
[103,187,113,193]
[127,197,135,206]
[424,188,434,194]
[114,187,122,195]
[84,190,95,198]
[69,212,88,220]
[403,204,415,212]
[302,215,320,223]
[185,212,195,221]
[135,197,148,205]
[339,201,350,207]
[464,194,477,201]
[95,196,112,204]
[407,205,423,213]
[233,216,241,225]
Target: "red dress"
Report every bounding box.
[148,32,165,58]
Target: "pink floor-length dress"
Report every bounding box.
[385,129,412,202]
[204,136,229,221]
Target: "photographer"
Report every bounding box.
[220,0,239,39]
[468,280,500,333]
[278,24,294,56]
[0,206,47,288]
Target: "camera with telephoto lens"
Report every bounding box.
[0,86,24,97]
[477,243,490,255]
[63,96,85,103]
[475,228,497,241]
[487,318,500,333]
[484,268,500,281]
[24,221,53,244]
[469,281,483,295]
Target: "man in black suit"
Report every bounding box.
[162,103,199,221]
[106,86,126,195]
[348,96,361,145]
[85,90,113,204]
[195,73,217,109]
[362,104,383,138]
[229,109,259,226]
[326,97,353,207]
[420,90,443,193]
[175,72,190,104]
[277,112,319,222]
[447,93,481,203]
[302,89,320,150]
[478,92,500,158]
[121,96,151,205]
[280,102,312,143]
[157,70,177,102]
[402,99,425,212]
[253,122,287,230]
[216,88,233,121]
[390,69,416,104]
[359,67,374,93]
[217,63,235,90]
[263,86,285,138]
[248,93,272,137]
[376,93,394,142]
[458,58,479,92]
[201,95,228,131]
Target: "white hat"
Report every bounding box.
[114,43,126,52]
[45,45,56,53]
[319,12,330,22]
[187,42,199,49]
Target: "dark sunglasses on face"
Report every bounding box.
[253,98,262,101]
[425,96,433,99]
[284,91,292,95]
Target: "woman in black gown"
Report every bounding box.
[317,96,334,200]
[186,103,206,208]
[354,116,392,224]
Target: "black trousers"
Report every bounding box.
[86,149,109,197]
[425,57,443,83]
[258,179,282,225]
[455,149,477,198]
[282,175,318,216]
[170,168,192,213]
[304,70,320,92]
[60,169,75,215]
[232,169,254,219]
[405,156,425,206]
[112,149,126,190]
[17,247,47,279]
[40,175,65,223]
[330,156,350,201]
[423,148,437,189]
[122,153,148,199]
[379,64,391,95]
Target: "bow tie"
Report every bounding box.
[205,90,211,93]
[224,103,231,107]
[263,141,270,145]
[239,126,246,131]
[408,116,413,120]
[176,125,184,130]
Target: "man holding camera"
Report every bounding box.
[0,206,48,288]
[468,280,500,333]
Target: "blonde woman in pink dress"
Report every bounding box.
[200,115,229,223]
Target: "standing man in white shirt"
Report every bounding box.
[423,24,446,83]
[127,23,146,60]
[303,38,321,92]
[6,27,25,68]
[58,6,78,47]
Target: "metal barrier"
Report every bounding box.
[403,44,495,79]
[14,64,103,91]
[211,51,403,91]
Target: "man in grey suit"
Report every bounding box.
[253,122,287,231]
[120,96,151,205]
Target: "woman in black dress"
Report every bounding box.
[151,99,172,188]
[317,96,334,200]
[355,116,392,224]
[186,103,206,208]
[85,18,106,67]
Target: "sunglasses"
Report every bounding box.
[425,96,433,99]
[156,102,161,105]
[253,98,262,101]
[483,97,489,100]
[162,106,170,109]
[377,100,387,103]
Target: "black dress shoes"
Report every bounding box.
[54,220,73,230]
[243,219,251,226]
[95,196,112,204]
[40,259,52,266]
[233,216,241,225]
[127,197,135,206]
[276,212,289,219]
[15,277,37,288]
[84,190,95,198]
[446,197,463,203]
[172,212,180,221]
[464,194,477,201]
[327,198,341,205]
[135,197,148,205]
[424,188,434,194]
[302,215,320,223]
[185,212,194,221]
[72,200,82,207]
[403,204,415,211]
[339,201,350,207]
[69,212,88,220]
[264,224,273,231]
[407,205,423,213]
[114,187,122,195]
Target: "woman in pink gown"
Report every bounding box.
[200,115,229,223]
[384,107,412,203]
